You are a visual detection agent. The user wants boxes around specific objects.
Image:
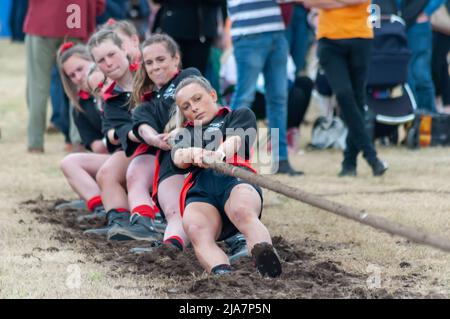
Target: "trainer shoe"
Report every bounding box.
[211,264,234,276]
[370,159,388,176]
[251,242,282,278]
[107,214,164,241]
[76,205,107,222]
[338,165,357,177]
[83,209,130,236]
[287,127,300,154]
[55,199,87,211]
[224,233,249,263]
[27,147,44,154]
[275,160,304,176]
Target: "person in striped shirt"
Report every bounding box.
[227,0,303,175]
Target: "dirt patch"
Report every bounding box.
[22,196,432,298]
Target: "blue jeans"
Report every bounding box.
[285,5,311,73]
[231,31,289,161]
[50,64,71,143]
[407,21,436,113]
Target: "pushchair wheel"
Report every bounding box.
[406,125,419,149]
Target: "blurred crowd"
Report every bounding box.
[5,0,450,162]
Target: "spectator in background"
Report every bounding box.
[227,0,302,175]
[431,0,450,113]
[127,0,151,39]
[48,64,73,151]
[23,0,105,153]
[151,0,224,75]
[280,1,314,154]
[283,2,313,75]
[9,0,28,42]
[398,0,445,113]
[96,0,151,40]
[96,0,128,25]
[301,0,388,177]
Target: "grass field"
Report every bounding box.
[0,39,449,298]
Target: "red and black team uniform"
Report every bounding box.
[73,91,104,151]
[69,90,106,213]
[102,82,155,158]
[172,107,263,241]
[83,74,145,233]
[102,81,136,153]
[130,67,202,211]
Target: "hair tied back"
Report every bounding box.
[60,42,75,54]
[106,18,117,26]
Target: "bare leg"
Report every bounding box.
[60,153,110,201]
[183,202,228,272]
[126,154,156,211]
[96,151,131,211]
[224,184,270,251]
[157,174,189,244]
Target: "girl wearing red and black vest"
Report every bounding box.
[123,34,202,251]
[98,19,164,240]
[171,76,282,278]
[85,29,152,236]
[57,43,109,218]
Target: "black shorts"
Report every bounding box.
[152,150,185,217]
[185,169,263,241]
[131,143,157,159]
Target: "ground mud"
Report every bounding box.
[22,196,431,299]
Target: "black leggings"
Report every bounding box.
[176,38,212,75]
[252,76,313,129]
[432,31,450,105]
[318,38,378,167]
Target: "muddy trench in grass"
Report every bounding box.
[21,196,428,298]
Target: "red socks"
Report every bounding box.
[164,236,184,251]
[86,195,102,212]
[131,204,157,219]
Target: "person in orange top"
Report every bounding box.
[299,0,388,177]
[316,1,373,40]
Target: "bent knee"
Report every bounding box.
[228,207,258,225]
[60,154,79,175]
[95,165,112,186]
[126,167,149,190]
[184,222,210,245]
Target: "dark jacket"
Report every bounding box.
[400,0,429,27]
[373,0,443,27]
[73,96,103,151]
[152,0,225,41]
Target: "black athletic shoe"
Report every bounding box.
[275,160,304,176]
[338,166,357,177]
[224,233,249,263]
[370,159,388,176]
[211,264,234,276]
[251,242,282,278]
[55,199,87,211]
[76,206,107,222]
[83,210,130,236]
[107,214,164,241]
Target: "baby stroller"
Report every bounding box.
[366,14,417,145]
